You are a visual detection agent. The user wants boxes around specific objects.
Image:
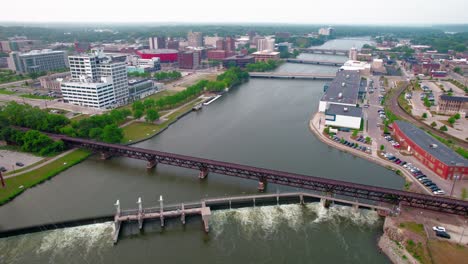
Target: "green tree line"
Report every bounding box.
[246,60,282,72]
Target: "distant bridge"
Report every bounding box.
[297,48,349,56]
[285,59,343,66]
[248,72,336,80]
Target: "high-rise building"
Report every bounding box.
[188,31,203,47]
[225,37,235,52]
[149,37,166,49]
[216,39,225,50]
[257,38,275,52]
[8,49,68,74]
[318,27,335,36]
[61,50,129,108]
[204,36,222,47]
[349,47,358,61]
[178,51,200,69]
[167,39,180,50]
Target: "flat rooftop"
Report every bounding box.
[395,120,466,166]
[321,70,361,105]
[326,104,362,118]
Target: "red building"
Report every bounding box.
[136,49,178,63]
[178,51,201,69]
[207,50,236,60]
[393,121,467,180]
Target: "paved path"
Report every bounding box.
[5,148,77,179]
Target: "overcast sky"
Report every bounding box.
[2,0,467,24]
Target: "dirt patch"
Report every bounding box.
[428,240,468,264]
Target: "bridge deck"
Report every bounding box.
[19,130,468,216]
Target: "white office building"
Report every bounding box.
[61,50,129,109]
[257,38,275,52]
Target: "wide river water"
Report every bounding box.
[0,38,401,263]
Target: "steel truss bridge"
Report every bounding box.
[46,133,468,216]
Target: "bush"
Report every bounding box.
[422,113,427,119]
[380,144,385,151]
[430,121,437,127]
[440,125,448,132]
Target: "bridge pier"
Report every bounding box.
[146,159,157,169]
[181,203,186,225]
[199,168,209,179]
[257,178,267,192]
[100,152,112,160]
[137,197,143,230]
[159,196,164,227]
[352,203,359,213]
[113,200,121,244]
[201,202,211,232]
[299,194,304,205]
[320,198,331,208]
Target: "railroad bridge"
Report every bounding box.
[297,48,349,56]
[285,59,343,66]
[42,133,468,216]
[248,72,335,80]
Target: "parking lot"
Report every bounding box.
[0,149,43,173]
[355,76,467,198]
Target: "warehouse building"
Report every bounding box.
[393,120,467,180]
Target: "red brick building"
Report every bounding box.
[393,121,467,180]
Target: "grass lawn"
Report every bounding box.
[0,149,91,206]
[122,97,204,143]
[70,114,90,121]
[399,221,425,236]
[20,94,54,100]
[122,122,167,143]
[5,158,49,176]
[428,240,468,264]
[0,89,15,95]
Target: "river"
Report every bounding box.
[0,38,399,263]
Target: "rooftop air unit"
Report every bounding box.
[338,92,343,99]
[344,107,348,112]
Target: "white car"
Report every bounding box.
[432,226,446,232]
[434,190,445,195]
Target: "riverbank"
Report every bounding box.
[0,149,91,205]
[308,112,426,194]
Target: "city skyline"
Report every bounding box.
[3,0,468,24]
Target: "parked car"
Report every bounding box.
[16,162,24,167]
[0,167,6,172]
[435,230,451,239]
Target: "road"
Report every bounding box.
[386,81,468,149]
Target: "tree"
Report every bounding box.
[145,109,160,123]
[430,121,437,127]
[365,136,371,144]
[454,113,461,120]
[352,130,359,137]
[101,124,123,143]
[440,125,448,132]
[133,109,144,119]
[454,67,462,75]
[380,145,385,151]
[448,116,456,125]
[132,101,145,113]
[422,113,427,119]
[423,97,431,107]
[143,98,156,109]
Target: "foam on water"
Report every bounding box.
[210,203,381,239]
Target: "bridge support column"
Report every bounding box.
[257,178,267,192]
[299,194,304,205]
[159,195,164,227]
[320,198,331,208]
[199,168,209,179]
[181,203,186,225]
[201,202,211,233]
[146,159,157,169]
[113,200,122,244]
[352,203,359,213]
[137,197,143,230]
[100,152,112,160]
